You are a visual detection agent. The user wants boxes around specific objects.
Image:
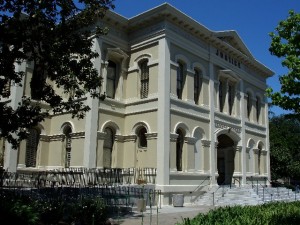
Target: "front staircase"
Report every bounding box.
[194,185,300,207]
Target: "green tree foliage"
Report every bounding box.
[0,0,114,148]
[269,115,300,180]
[267,10,300,118]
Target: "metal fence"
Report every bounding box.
[0,167,157,188]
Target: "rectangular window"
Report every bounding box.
[228,84,234,115]
[177,62,184,99]
[194,70,200,104]
[219,80,223,112]
[106,61,116,99]
[140,61,149,99]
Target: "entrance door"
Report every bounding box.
[217,134,235,185]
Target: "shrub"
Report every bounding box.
[177,202,300,225]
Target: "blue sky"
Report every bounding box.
[112,0,300,116]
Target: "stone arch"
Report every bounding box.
[192,62,207,78]
[173,122,190,137]
[60,122,75,133]
[101,121,121,135]
[175,54,191,69]
[131,121,151,134]
[215,128,240,185]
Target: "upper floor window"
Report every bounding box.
[177,62,184,99]
[140,60,149,99]
[247,92,252,119]
[256,96,261,123]
[106,60,117,99]
[228,83,234,115]
[219,80,224,112]
[194,69,202,104]
[137,126,147,148]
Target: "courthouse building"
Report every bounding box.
[1,3,273,204]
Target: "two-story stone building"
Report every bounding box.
[1,3,273,205]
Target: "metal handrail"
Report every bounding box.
[190,176,211,194]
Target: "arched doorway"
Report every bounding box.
[217,134,235,185]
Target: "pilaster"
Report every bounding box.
[4,61,26,172]
[83,38,102,168]
[156,38,171,185]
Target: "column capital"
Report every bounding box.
[170,133,179,142]
[184,136,196,144]
[201,140,211,147]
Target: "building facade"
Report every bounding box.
[1,3,273,204]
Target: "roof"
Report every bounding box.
[102,3,274,77]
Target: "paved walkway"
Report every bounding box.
[109,204,216,225]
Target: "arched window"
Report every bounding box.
[63,125,72,168]
[106,60,117,99]
[103,127,115,168]
[219,80,224,112]
[140,60,149,99]
[176,129,184,171]
[256,96,261,123]
[194,69,202,104]
[177,62,184,99]
[137,127,147,148]
[247,92,252,119]
[25,128,41,167]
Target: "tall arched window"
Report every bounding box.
[176,129,184,171]
[140,60,149,99]
[194,69,202,104]
[137,127,147,148]
[219,80,224,112]
[106,60,117,99]
[63,125,72,168]
[256,96,261,123]
[103,127,115,168]
[25,128,41,167]
[177,62,184,99]
[247,92,252,120]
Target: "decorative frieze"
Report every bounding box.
[215,122,241,134]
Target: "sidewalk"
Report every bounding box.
[110,204,216,225]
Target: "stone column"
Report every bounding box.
[184,137,196,171]
[169,133,178,172]
[201,140,211,173]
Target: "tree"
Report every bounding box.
[269,115,300,180]
[0,0,115,148]
[267,10,300,117]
